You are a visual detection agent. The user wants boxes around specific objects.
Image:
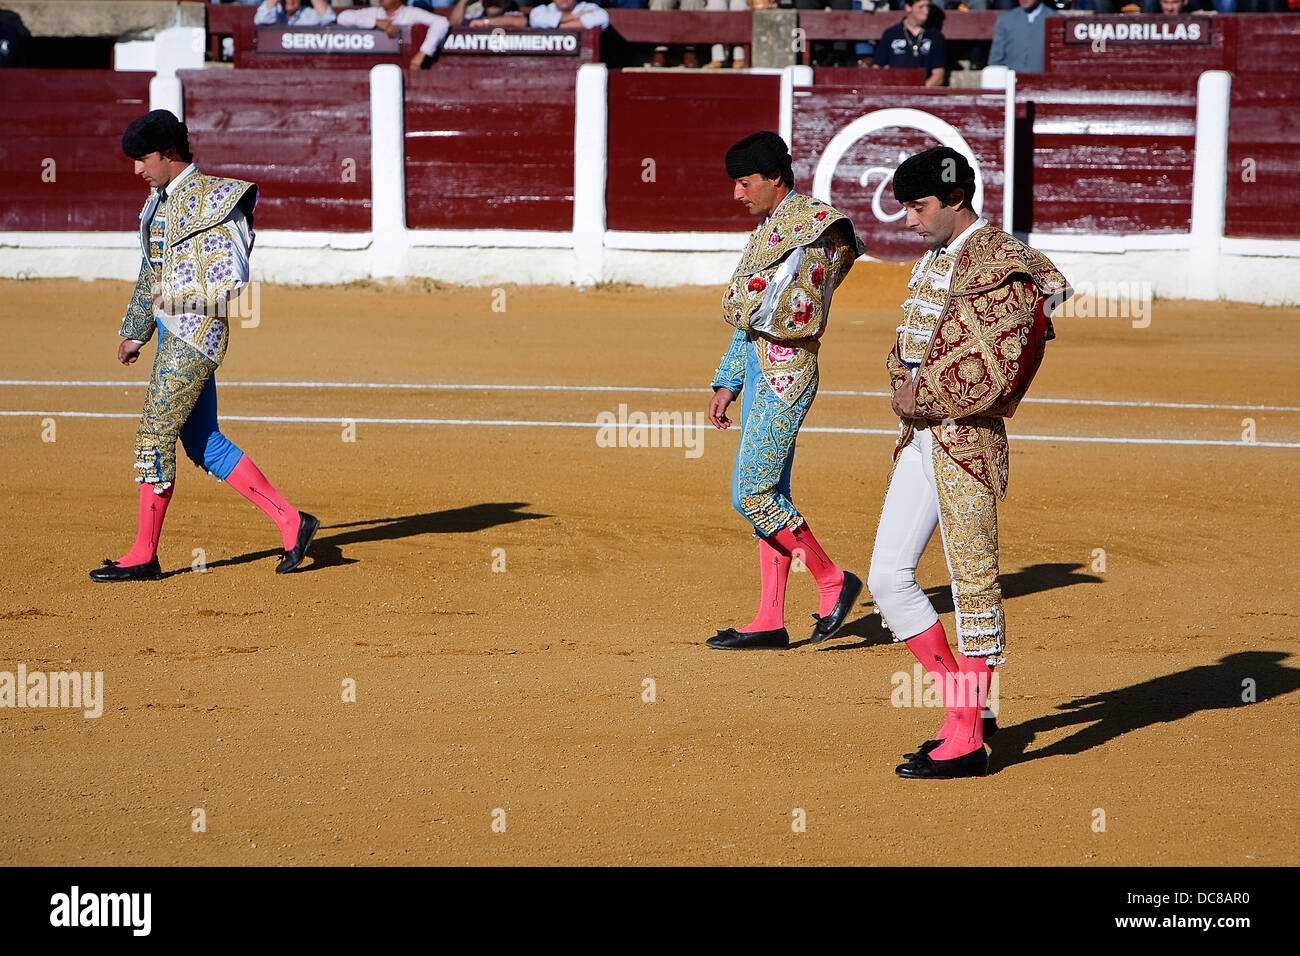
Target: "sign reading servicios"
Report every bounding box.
[257,26,402,54]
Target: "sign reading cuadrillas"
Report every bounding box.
[1066,17,1211,46]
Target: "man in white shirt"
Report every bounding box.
[527,0,611,30]
[336,0,452,68]
[253,0,337,25]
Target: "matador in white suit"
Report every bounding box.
[90,110,318,581]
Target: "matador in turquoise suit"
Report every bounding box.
[89,109,318,581]
[705,132,865,650]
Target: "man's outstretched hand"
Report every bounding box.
[709,387,736,429]
[118,339,143,366]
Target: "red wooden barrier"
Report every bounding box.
[605,10,751,44]
[404,63,577,231]
[1045,14,1300,76]
[1234,16,1300,74]
[791,88,1006,263]
[605,71,781,232]
[1016,76,1198,235]
[0,69,152,231]
[798,10,999,41]
[813,66,929,86]
[178,69,373,232]
[1226,73,1300,239]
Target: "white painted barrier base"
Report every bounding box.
[2,232,1298,305]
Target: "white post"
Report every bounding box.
[1002,69,1016,234]
[572,63,608,286]
[980,65,1011,90]
[369,64,408,279]
[779,64,813,151]
[1188,70,1231,301]
[155,27,206,78]
[149,76,184,120]
[115,26,203,77]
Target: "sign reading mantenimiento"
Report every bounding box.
[442,29,581,56]
[253,26,581,57]
[257,26,403,54]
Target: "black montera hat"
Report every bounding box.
[725,131,791,179]
[892,146,975,205]
[121,109,190,161]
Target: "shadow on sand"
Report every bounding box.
[163,501,549,576]
[790,561,1104,650]
[985,651,1298,771]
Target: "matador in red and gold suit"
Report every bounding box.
[867,147,1071,780]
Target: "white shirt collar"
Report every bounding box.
[1026,4,1045,23]
[939,216,988,256]
[161,163,198,197]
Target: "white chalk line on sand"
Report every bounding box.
[2,410,1296,449]
[0,380,1296,414]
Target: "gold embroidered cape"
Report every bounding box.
[722,192,864,406]
[120,173,258,365]
[888,225,1070,499]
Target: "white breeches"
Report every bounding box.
[867,426,942,641]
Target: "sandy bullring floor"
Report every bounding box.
[0,265,1296,865]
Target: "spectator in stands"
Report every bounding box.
[987,0,1055,75]
[254,0,336,25]
[528,0,611,30]
[336,0,452,68]
[873,0,946,87]
[449,0,526,27]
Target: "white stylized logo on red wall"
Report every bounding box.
[809,108,988,263]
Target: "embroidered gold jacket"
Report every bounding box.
[120,172,258,365]
[720,192,864,406]
[888,225,1070,499]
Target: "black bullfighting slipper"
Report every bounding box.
[902,714,1000,760]
[808,570,863,643]
[275,511,320,574]
[895,745,989,779]
[89,557,162,582]
[705,627,790,650]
